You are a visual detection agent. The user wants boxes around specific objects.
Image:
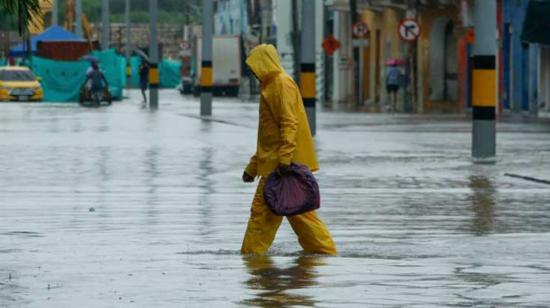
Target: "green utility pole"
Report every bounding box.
[149,0,159,109]
[200,0,213,116]
[300,0,316,135]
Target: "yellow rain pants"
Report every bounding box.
[241,178,337,255]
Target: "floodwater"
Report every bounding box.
[1,90,550,307]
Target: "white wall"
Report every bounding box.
[429,16,449,101]
[333,10,352,106]
[273,0,294,76]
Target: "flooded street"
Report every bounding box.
[1,90,550,307]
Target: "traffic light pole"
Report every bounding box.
[300,0,316,135]
[149,0,159,109]
[472,0,497,162]
[200,0,213,116]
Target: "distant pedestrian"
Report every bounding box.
[241,44,336,256]
[138,59,149,104]
[385,65,401,112]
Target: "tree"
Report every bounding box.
[0,0,43,35]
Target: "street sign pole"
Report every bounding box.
[300,0,316,136]
[349,0,360,108]
[149,0,159,109]
[200,0,213,116]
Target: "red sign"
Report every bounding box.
[322,35,341,56]
[352,22,369,38]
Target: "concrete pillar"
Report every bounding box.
[472,0,497,161]
[101,0,110,50]
[52,0,58,26]
[75,0,82,37]
[333,11,351,108]
[125,0,131,89]
[201,0,214,116]
[149,0,159,109]
[300,0,316,136]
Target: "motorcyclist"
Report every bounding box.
[84,61,109,103]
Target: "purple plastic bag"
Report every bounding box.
[263,163,320,216]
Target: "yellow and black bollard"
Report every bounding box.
[300,0,316,136]
[471,0,497,161]
[200,0,213,116]
[148,0,159,109]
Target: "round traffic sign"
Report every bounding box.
[399,19,420,41]
[180,41,190,50]
[352,22,369,38]
[322,35,341,56]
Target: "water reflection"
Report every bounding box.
[468,176,496,235]
[241,256,325,307]
[144,146,160,225]
[198,146,215,237]
[96,147,111,219]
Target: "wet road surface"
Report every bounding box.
[1,90,550,307]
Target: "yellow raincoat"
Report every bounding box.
[241,44,336,255]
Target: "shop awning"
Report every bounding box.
[521,0,550,45]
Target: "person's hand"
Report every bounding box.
[242,171,255,183]
[277,163,291,176]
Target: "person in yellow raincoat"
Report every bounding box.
[241,44,336,255]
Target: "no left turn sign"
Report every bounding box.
[399,19,420,41]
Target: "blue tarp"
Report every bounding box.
[9,26,85,57]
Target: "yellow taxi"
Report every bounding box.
[0,66,43,102]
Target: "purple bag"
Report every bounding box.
[263,163,320,216]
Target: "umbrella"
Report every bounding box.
[80,55,98,63]
[385,58,405,66]
[132,49,150,63]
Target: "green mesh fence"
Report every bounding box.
[130,56,141,88]
[31,56,88,102]
[30,51,178,102]
[91,49,126,99]
[129,56,181,89]
[29,49,126,102]
[160,59,181,88]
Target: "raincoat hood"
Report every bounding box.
[245,44,285,83]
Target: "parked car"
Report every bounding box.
[0,66,43,102]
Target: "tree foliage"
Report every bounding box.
[56,0,201,24]
[0,0,43,34]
